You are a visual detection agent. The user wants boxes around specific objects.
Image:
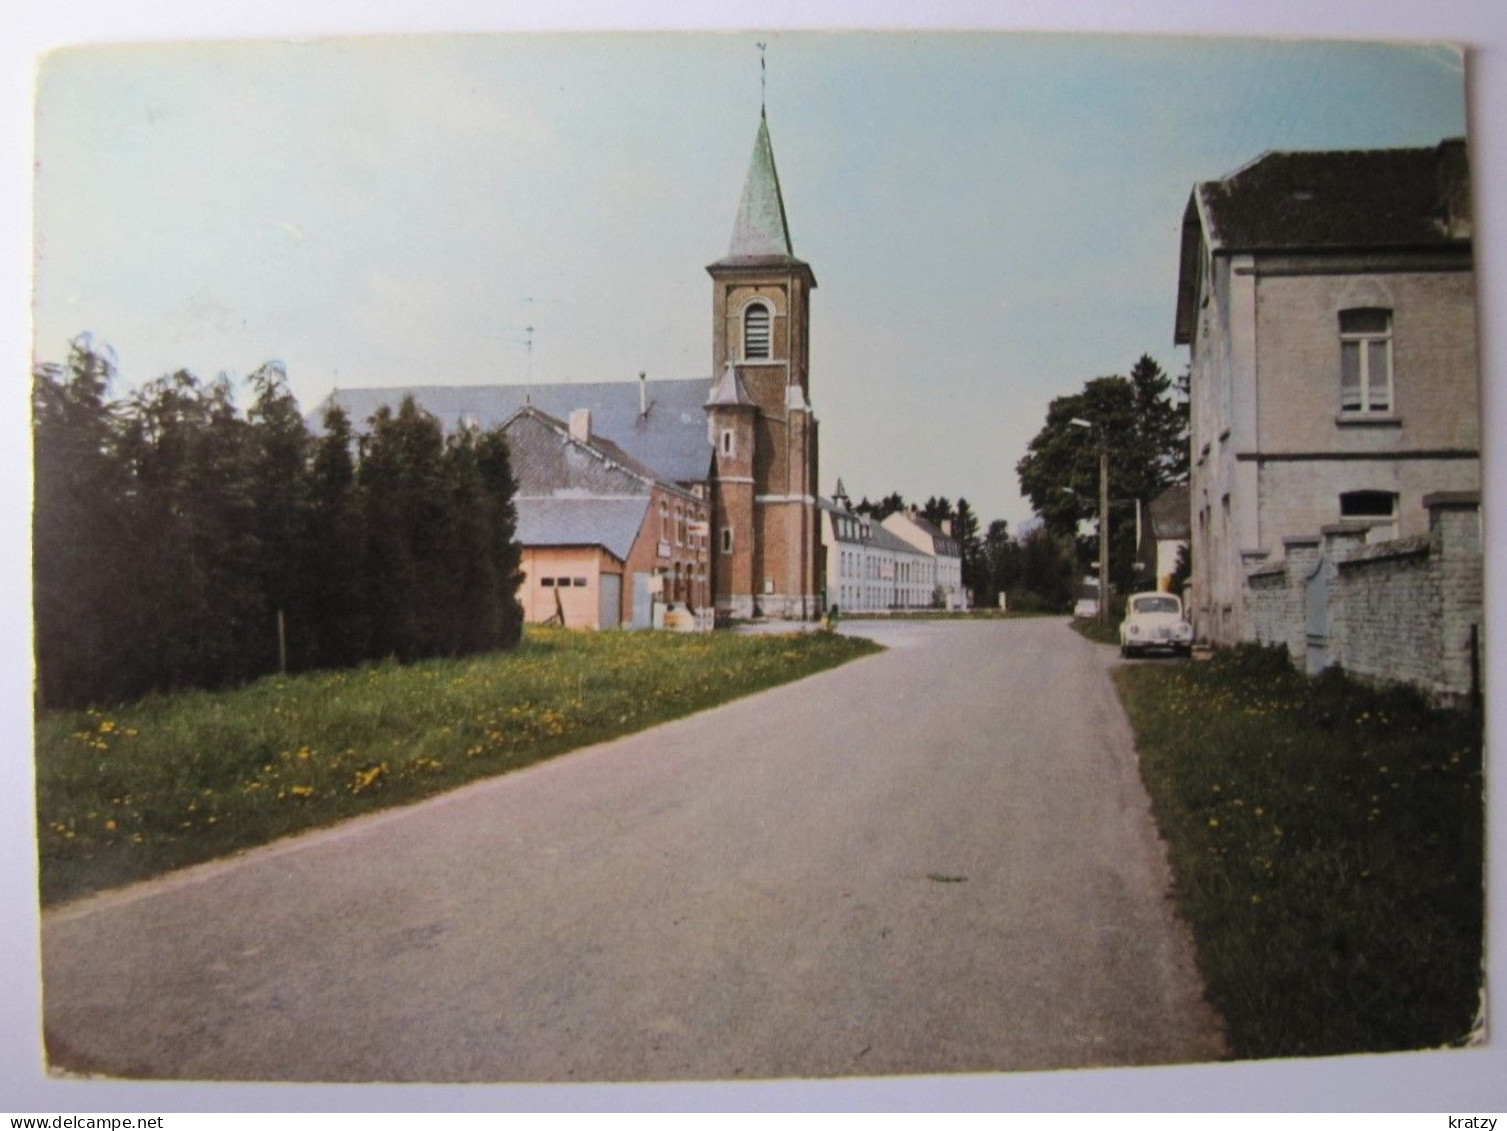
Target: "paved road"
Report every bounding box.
[42,618,1225,1081]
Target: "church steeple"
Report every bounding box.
[705,106,820,621]
[726,112,797,261]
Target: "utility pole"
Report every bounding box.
[1098,441,1110,626]
[1070,417,1112,625]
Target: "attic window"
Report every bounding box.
[743,302,771,360]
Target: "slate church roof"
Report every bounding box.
[316,378,715,485]
[501,404,698,562]
[709,111,814,278]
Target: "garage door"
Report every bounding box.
[599,573,622,629]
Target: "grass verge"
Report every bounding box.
[1113,647,1483,1059]
[1068,615,1120,646]
[35,627,882,906]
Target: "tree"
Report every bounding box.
[32,338,136,706]
[357,397,447,661]
[921,496,952,528]
[472,425,526,651]
[855,492,905,521]
[32,347,527,706]
[247,361,310,669]
[1015,354,1187,595]
[304,403,366,668]
[979,518,1018,606]
[953,497,983,595]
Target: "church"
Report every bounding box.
[320,110,824,625]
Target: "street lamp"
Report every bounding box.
[1069,418,1110,625]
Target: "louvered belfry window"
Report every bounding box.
[744,303,771,360]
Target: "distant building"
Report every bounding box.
[820,482,933,612]
[881,507,966,609]
[1143,484,1190,594]
[1173,139,1479,644]
[318,109,824,623]
[502,405,710,629]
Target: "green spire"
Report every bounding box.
[728,112,794,258]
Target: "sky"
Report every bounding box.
[6,1,1507,1116]
[28,32,1470,530]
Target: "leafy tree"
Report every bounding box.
[1015,354,1187,594]
[1014,525,1076,612]
[979,518,1019,605]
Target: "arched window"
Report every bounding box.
[743,302,771,360]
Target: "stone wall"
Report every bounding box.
[1242,494,1481,703]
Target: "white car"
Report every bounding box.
[1119,592,1193,658]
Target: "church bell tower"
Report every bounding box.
[706,109,820,620]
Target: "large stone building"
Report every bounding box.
[1173,139,1479,645]
[320,110,824,623]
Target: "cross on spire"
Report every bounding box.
[757,42,767,115]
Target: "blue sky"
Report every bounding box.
[30,32,1469,529]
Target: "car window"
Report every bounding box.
[1132,596,1180,615]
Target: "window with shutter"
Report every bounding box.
[743,303,771,360]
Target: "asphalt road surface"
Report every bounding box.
[41,618,1225,1082]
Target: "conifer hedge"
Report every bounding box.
[33,337,525,709]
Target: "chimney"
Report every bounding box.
[639,371,647,418]
[941,519,953,536]
[1436,139,1472,238]
[569,409,591,442]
